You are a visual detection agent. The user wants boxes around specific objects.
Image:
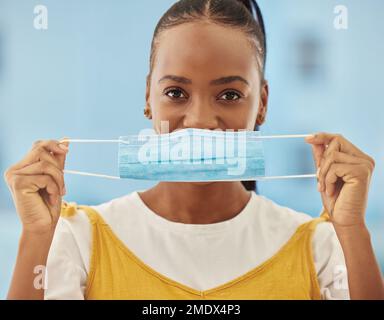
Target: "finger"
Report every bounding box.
[38,175,61,208]
[56,137,70,169]
[34,139,70,171]
[322,136,341,160]
[10,140,68,172]
[31,139,69,154]
[319,151,372,194]
[318,137,365,191]
[13,161,65,196]
[11,174,60,206]
[34,140,69,171]
[310,143,326,169]
[306,132,374,164]
[324,163,372,197]
[37,150,63,170]
[324,163,346,197]
[7,148,64,179]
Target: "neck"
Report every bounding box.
[139,181,252,224]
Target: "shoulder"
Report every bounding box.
[312,220,346,271]
[248,193,325,254]
[89,191,142,226]
[59,191,141,232]
[310,214,349,299]
[252,192,316,233]
[54,191,142,271]
[253,194,349,299]
[254,195,339,253]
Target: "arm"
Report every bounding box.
[334,223,384,300]
[306,132,384,300]
[8,215,88,300]
[7,230,54,300]
[4,139,69,299]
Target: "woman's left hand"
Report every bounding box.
[305,133,375,228]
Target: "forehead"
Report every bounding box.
[152,21,260,83]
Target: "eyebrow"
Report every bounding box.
[158,75,249,86]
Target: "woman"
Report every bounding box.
[4,0,383,300]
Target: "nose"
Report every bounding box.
[182,102,219,130]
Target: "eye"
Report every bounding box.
[219,90,242,102]
[164,88,187,100]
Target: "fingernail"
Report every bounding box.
[316,168,320,178]
[58,143,69,151]
[317,182,322,192]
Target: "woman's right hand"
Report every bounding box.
[3,139,69,235]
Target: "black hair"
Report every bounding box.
[148,0,267,192]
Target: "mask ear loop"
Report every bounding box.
[59,139,122,143]
[60,139,124,179]
[60,134,317,181]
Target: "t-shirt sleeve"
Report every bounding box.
[312,220,350,300]
[44,216,88,300]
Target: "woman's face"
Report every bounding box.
[146,21,268,133]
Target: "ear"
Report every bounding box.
[144,74,152,119]
[256,80,269,126]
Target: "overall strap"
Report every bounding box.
[60,201,106,225]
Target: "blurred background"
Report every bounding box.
[0,0,383,298]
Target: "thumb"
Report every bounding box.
[311,144,326,169]
[57,137,70,169]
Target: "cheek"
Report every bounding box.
[219,96,260,130]
[221,108,257,130]
[151,104,259,132]
[243,94,260,129]
[150,96,183,133]
[149,83,195,132]
[245,103,260,129]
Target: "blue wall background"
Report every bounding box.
[0,0,383,298]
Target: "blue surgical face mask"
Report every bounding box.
[118,128,265,182]
[62,130,315,182]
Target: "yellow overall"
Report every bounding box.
[61,201,330,300]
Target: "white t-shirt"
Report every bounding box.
[44,191,350,300]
